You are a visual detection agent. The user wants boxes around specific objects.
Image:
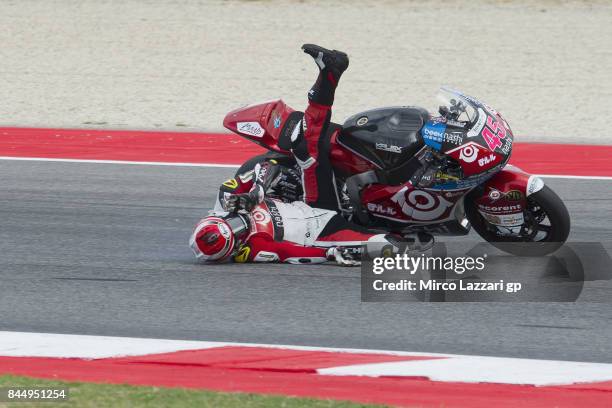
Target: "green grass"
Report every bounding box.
[0,375,384,408]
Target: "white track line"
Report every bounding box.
[1,156,611,180]
[0,156,240,168]
[534,174,612,181]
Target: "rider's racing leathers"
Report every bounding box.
[209,198,392,265]
[287,44,350,211]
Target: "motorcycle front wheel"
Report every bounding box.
[465,185,571,256]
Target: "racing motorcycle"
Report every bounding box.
[222,87,570,256]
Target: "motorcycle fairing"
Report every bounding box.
[338,106,427,170]
[361,182,468,224]
[221,89,557,239]
[223,99,296,154]
[444,141,504,177]
[437,87,514,160]
[472,165,545,227]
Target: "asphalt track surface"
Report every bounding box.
[1,160,612,363]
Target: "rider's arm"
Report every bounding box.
[224,161,281,212]
[238,234,329,264]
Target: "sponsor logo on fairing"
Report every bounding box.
[501,137,513,155]
[488,188,523,202]
[357,116,369,126]
[375,143,402,153]
[431,171,496,190]
[459,144,479,163]
[478,153,497,167]
[237,122,265,137]
[435,171,459,181]
[367,202,397,216]
[445,142,501,176]
[478,204,522,213]
[480,209,524,226]
[271,110,282,128]
[391,187,454,221]
[446,119,466,128]
[421,122,446,150]
[444,132,463,145]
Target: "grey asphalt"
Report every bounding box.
[1,160,612,363]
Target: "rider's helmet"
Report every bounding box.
[190,215,249,262]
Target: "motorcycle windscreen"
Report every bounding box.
[428,87,514,176]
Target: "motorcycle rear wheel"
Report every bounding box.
[465,185,570,256]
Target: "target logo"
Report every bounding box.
[391,187,454,221]
[488,189,502,201]
[252,209,270,224]
[459,144,479,163]
[444,141,499,176]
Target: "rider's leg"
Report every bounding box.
[291,44,349,211]
[302,43,349,106]
[313,214,433,253]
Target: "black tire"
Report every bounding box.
[465,185,570,256]
[234,151,293,177]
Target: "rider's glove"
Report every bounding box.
[271,166,303,202]
[326,247,361,267]
[223,188,261,213]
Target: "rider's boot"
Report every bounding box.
[400,232,435,253]
[302,44,349,106]
[369,232,435,257]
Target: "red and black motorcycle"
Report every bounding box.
[223,87,570,256]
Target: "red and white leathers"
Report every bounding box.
[196,159,389,265]
[194,142,430,265]
[191,198,396,265]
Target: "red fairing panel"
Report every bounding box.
[223,100,295,154]
[445,141,503,177]
[329,132,378,176]
[474,165,544,225]
[361,183,466,224]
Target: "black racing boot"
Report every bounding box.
[302,43,349,106]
